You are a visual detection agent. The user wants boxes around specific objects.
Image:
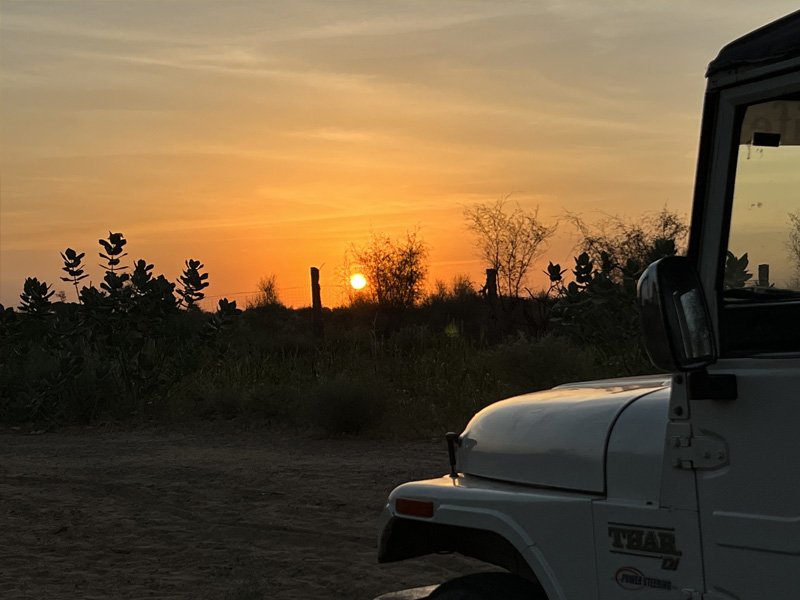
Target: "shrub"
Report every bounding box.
[163,376,241,421]
[310,375,387,435]
[483,335,607,397]
[550,252,652,374]
[349,231,428,309]
[246,274,282,309]
[242,383,302,423]
[18,278,54,315]
[567,207,688,282]
[0,231,246,425]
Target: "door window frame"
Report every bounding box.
[692,71,800,357]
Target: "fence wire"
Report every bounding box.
[200,284,352,311]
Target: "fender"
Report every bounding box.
[378,476,601,600]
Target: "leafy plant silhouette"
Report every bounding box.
[177,259,209,309]
[19,278,54,315]
[97,232,131,309]
[548,251,647,373]
[60,248,89,302]
[98,231,128,272]
[724,251,752,289]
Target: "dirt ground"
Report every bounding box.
[0,425,488,600]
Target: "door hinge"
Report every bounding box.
[668,424,729,470]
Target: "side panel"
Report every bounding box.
[596,392,704,598]
[693,360,800,599]
[593,503,704,598]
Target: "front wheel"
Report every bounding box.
[428,573,547,600]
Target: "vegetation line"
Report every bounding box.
[2,208,695,434]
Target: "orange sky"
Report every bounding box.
[2,1,798,308]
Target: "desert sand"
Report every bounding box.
[0,426,487,599]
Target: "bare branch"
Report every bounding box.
[464,196,556,296]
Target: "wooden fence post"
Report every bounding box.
[310,267,323,339]
[485,269,498,301]
[484,268,499,341]
[758,264,770,287]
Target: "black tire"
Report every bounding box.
[428,573,546,600]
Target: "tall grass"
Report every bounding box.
[147,305,619,436]
[1,292,649,435]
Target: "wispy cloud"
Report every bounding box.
[277,4,533,40]
[3,0,798,304]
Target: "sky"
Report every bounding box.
[2,1,799,308]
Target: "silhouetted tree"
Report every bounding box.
[567,207,688,281]
[350,231,428,308]
[247,274,282,309]
[464,196,556,297]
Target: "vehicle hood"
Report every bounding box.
[456,375,670,492]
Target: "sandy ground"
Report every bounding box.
[0,426,487,600]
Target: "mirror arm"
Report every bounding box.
[687,370,738,401]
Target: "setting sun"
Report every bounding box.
[350,273,367,290]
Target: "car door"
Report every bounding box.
[691,71,800,599]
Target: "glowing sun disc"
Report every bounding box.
[350,273,367,290]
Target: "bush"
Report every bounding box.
[242,383,303,423]
[349,231,428,309]
[310,376,387,435]
[246,274,282,309]
[483,335,607,398]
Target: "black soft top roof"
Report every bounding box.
[707,10,800,77]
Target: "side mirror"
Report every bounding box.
[637,256,716,372]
